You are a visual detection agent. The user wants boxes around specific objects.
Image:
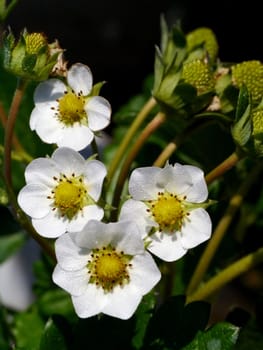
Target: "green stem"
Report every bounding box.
[205,151,241,185]
[111,111,166,220]
[106,97,157,186]
[153,119,213,167]
[0,101,33,160]
[186,246,263,304]
[186,162,263,295]
[3,78,55,260]
[3,79,28,190]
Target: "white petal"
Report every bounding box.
[102,284,142,320]
[119,199,155,238]
[54,233,90,270]
[128,167,162,200]
[32,211,67,238]
[181,165,208,202]
[148,231,187,262]
[108,221,145,255]
[82,160,107,201]
[29,106,63,144]
[18,184,50,218]
[180,208,212,249]
[67,205,104,233]
[24,157,59,187]
[56,125,94,151]
[129,252,161,294]
[51,147,85,175]
[29,106,41,130]
[72,284,107,318]
[67,63,93,96]
[75,220,145,255]
[162,164,194,196]
[52,265,89,296]
[85,96,111,131]
[76,220,112,249]
[34,79,66,106]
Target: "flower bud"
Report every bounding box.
[231,60,263,104]
[186,27,219,63]
[182,59,215,94]
[3,29,63,81]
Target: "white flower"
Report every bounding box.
[119,163,212,262]
[30,63,111,151]
[18,147,106,238]
[52,220,161,320]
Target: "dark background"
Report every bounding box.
[6,0,262,112]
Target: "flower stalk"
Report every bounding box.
[186,161,263,295]
[205,151,241,185]
[106,96,157,186]
[3,78,27,190]
[111,111,166,219]
[186,246,263,304]
[153,118,213,167]
[2,78,56,260]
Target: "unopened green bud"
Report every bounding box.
[186,27,219,62]
[231,60,263,104]
[3,29,63,81]
[182,59,215,94]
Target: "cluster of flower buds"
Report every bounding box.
[152,18,263,158]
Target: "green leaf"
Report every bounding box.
[181,322,239,350]
[37,289,75,320]
[0,306,12,350]
[132,292,157,349]
[0,231,26,263]
[142,295,210,349]
[231,85,252,147]
[234,317,263,350]
[235,85,250,121]
[39,317,68,350]
[13,308,44,350]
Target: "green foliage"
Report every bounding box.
[0,230,26,263]
[39,317,68,350]
[182,322,240,350]
[142,295,211,349]
[12,307,45,350]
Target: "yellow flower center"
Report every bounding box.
[148,192,188,232]
[88,246,132,292]
[57,91,86,126]
[49,174,90,219]
[25,33,47,54]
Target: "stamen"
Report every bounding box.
[87,245,132,292]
